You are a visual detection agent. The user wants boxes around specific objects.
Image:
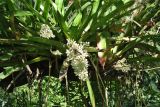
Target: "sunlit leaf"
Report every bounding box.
[0,67,21,80]
[14,11,33,16]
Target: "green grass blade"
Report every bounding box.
[51,1,70,39]
[86,79,95,107]
[43,0,51,19]
[72,11,82,27]
[116,35,158,56]
[34,0,42,11]
[14,11,33,16]
[0,56,48,67]
[0,67,22,80]
[129,56,160,63]
[55,0,64,15]
[97,1,134,27]
[21,0,45,22]
[81,2,92,10]
[91,0,100,15]
[0,56,48,80]
[28,37,66,52]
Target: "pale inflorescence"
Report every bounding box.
[113,58,131,72]
[50,50,62,56]
[40,24,55,39]
[66,39,89,81]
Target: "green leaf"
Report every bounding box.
[150,81,160,92]
[64,2,75,20]
[14,11,33,16]
[98,1,134,27]
[91,0,100,15]
[28,37,66,52]
[0,67,21,80]
[86,79,95,107]
[116,35,155,56]
[0,53,12,61]
[34,0,42,11]
[55,0,64,15]
[6,0,15,14]
[43,0,51,19]
[51,2,70,39]
[136,43,160,53]
[81,1,91,11]
[85,46,98,52]
[21,0,45,22]
[129,56,160,63]
[0,56,48,80]
[0,56,48,67]
[72,11,82,26]
[114,0,124,7]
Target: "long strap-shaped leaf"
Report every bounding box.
[0,57,48,80]
[86,79,95,107]
[51,1,70,39]
[43,0,51,19]
[116,35,159,56]
[0,56,48,67]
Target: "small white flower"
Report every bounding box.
[113,58,131,72]
[66,39,89,59]
[71,56,89,81]
[40,24,55,39]
[66,39,89,81]
[50,50,62,56]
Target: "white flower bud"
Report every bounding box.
[40,24,55,39]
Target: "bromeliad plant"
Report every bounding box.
[0,0,160,106]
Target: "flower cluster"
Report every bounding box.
[50,50,62,56]
[113,58,131,72]
[40,24,55,39]
[66,39,89,81]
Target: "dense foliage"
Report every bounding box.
[0,0,160,107]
